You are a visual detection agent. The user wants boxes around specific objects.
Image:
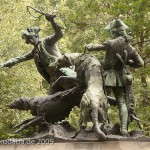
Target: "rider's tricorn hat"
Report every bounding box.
[104,19,129,31]
[21,27,41,39]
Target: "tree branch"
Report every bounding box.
[132,39,150,46]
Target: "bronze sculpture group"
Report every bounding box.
[0,10,144,140]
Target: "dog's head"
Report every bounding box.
[7,97,28,110]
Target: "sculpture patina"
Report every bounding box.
[105,19,143,130]
[0,13,146,142]
[49,53,108,139]
[8,86,85,133]
[0,13,64,87]
[86,19,144,136]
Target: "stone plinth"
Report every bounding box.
[1,123,150,150]
[0,141,150,150]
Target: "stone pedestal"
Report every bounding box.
[0,141,150,150]
[1,123,150,150]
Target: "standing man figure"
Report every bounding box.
[105,19,144,126]
[86,32,144,136]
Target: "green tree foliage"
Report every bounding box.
[0,0,149,138]
[0,0,49,139]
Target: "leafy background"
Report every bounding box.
[0,0,149,139]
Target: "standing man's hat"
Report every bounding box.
[105,19,129,31]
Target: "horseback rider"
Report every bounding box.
[0,13,63,85]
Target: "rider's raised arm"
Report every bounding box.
[44,14,63,46]
[0,50,34,68]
